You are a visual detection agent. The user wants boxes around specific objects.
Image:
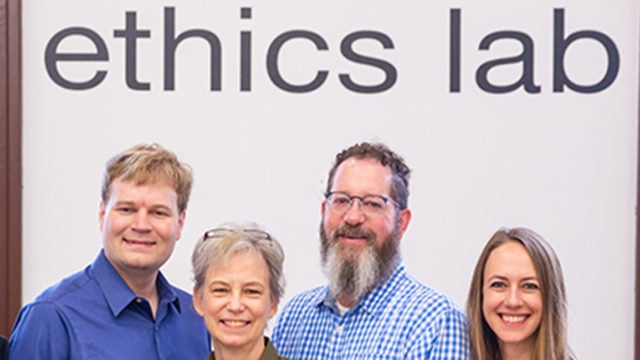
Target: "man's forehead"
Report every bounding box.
[108,178,179,200]
[112,175,175,189]
[333,157,394,191]
[337,157,392,175]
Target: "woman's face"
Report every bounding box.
[482,241,543,354]
[194,250,276,356]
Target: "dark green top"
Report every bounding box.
[205,337,288,360]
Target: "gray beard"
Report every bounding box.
[320,221,401,304]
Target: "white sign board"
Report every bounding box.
[22,1,638,358]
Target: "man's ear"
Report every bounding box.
[99,201,106,231]
[397,208,412,240]
[176,211,186,241]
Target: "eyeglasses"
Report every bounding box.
[324,191,395,217]
[203,228,272,241]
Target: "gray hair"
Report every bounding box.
[191,222,286,304]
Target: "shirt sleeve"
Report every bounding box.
[425,307,470,360]
[271,294,303,356]
[270,301,289,351]
[9,302,72,360]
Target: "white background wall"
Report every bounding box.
[22,1,638,358]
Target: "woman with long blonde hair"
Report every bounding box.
[467,227,573,360]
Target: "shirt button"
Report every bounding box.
[136,298,142,303]
[336,325,343,334]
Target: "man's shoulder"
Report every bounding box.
[32,265,94,305]
[276,285,328,321]
[10,265,96,350]
[284,285,327,307]
[271,285,329,350]
[384,270,464,316]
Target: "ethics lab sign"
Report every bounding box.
[44,7,618,94]
[23,2,638,360]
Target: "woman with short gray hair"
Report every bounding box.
[191,222,288,360]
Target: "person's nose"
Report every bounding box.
[132,210,152,232]
[343,198,366,225]
[226,293,245,313]
[505,287,523,308]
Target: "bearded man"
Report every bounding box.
[272,142,469,359]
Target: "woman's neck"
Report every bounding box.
[499,341,534,360]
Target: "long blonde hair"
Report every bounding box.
[467,227,571,360]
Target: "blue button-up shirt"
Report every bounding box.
[272,265,469,359]
[9,250,210,360]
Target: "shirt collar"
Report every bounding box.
[208,337,276,360]
[91,250,181,317]
[318,264,406,317]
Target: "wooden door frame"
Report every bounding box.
[0,0,22,337]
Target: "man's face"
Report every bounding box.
[320,158,411,301]
[99,178,185,281]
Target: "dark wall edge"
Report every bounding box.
[0,0,22,337]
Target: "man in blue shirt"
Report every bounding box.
[272,142,469,359]
[10,144,210,359]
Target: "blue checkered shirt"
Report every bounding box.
[272,265,469,359]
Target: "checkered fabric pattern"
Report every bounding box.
[272,265,470,359]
